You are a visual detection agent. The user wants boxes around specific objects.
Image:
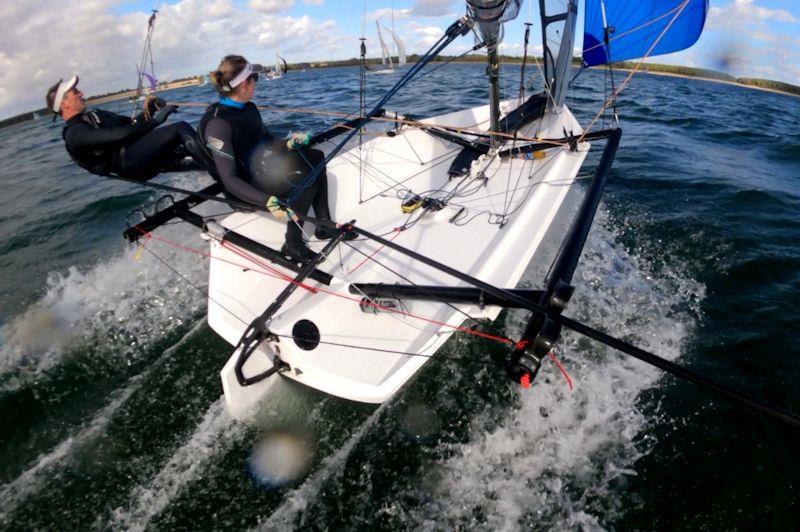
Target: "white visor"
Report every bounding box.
[228,63,253,89]
[53,75,79,113]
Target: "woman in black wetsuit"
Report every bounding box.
[199,55,351,263]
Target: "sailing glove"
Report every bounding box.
[152,104,178,124]
[266,196,297,222]
[144,96,167,120]
[286,131,311,150]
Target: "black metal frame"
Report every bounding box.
[233,227,350,386]
[124,193,333,285]
[506,127,621,383]
[123,183,223,242]
[350,284,545,308]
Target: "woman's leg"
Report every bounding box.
[283,177,322,262]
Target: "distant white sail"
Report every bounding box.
[375,20,393,68]
[383,25,406,67]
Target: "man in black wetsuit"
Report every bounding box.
[47,75,212,181]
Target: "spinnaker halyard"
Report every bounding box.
[119,0,800,429]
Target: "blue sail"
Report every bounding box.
[582,0,709,67]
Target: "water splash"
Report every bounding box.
[259,400,392,530]
[0,216,208,391]
[0,376,142,524]
[108,397,245,531]
[0,319,206,524]
[400,209,704,530]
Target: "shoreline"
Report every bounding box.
[87,78,204,106]
[1,62,797,129]
[609,68,800,99]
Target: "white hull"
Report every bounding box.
[206,101,589,419]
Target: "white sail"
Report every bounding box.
[265,49,283,80]
[383,25,406,67]
[375,20,392,68]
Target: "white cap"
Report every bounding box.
[228,63,253,89]
[52,75,79,113]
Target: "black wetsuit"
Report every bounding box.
[198,100,330,249]
[62,109,212,181]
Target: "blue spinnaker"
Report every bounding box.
[582,0,708,67]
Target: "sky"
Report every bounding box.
[0,0,798,119]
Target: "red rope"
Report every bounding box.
[134,224,577,390]
[132,225,292,282]
[219,239,318,293]
[347,227,403,274]
[547,351,573,391]
[134,226,513,345]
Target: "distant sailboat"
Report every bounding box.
[370,20,406,73]
[265,52,287,80]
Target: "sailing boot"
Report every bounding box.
[311,190,357,241]
[314,222,358,241]
[281,224,318,263]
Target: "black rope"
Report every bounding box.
[415,41,487,82]
[555,314,800,428]
[518,22,532,106]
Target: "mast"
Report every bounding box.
[539,0,578,109]
[132,9,158,118]
[487,47,500,146]
[467,0,523,147]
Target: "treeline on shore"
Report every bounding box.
[3,57,798,129]
[0,75,205,130]
[310,55,800,97]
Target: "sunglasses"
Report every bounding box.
[249,72,259,83]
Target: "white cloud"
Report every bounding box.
[403,21,445,49]
[708,0,797,27]
[249,0,294,14]
[412,0,459,17]
[302,0,324,5]
[207,0,235,17]
[0,0,346,119]
[366,8,413,23]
